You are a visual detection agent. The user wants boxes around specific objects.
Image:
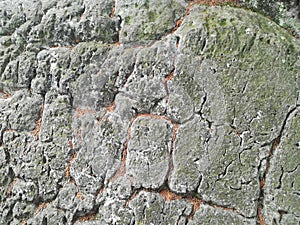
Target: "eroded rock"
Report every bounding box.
[0,1,299,224]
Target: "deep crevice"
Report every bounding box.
[257,106,299,225]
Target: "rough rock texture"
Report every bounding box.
[0,0,299,225]
[239,0,300,37]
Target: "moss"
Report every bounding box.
[218,18,227,26]
[125,16,133,25]
[148,11,158,22]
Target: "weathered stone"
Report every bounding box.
[263,109,300,224]
[188,204,256,225]
[126,116,173,189]
[120,38,176,114]
[0,1,299,224]
[77,0,120,44]
[93,175,133,224]
[116,0,187,44]
[239,0,300,37]
[1,51,37,91]
[70,112,128,194]
[170,115,209,193]
[26,204,68,225]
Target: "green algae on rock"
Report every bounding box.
[0,1,299,224]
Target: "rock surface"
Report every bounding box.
[239,0,300,37]
[0,0,299,224]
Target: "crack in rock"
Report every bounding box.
[0,1,299,224]
[259,107,300,224]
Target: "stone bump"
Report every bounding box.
[0,0,299,224]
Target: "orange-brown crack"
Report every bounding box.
[0,90,12,99]
[32,105,44,139]
[124,186,242,221]
[96,187,105,196]
[125,188,184,208]
[170,0,240,35]
[77,214,95,222]
[163,68,175,105]
[4,128,13,133]
[134,113,175,123]
[160,189,242,220]
[35,202,49,214]
[258,207,265,225]
[189,0,240,6]
[170,2,192,35]
[171,121,179,146]
[65,152,77,178]
[75,107,96,118]
[208,201,240,213]
[159,188,182,201]
[109,0,116,18]
[109,115,136,184]
[97,114,106,124]
[106,101,116,112]
[97,102,116,124]
[109,114,178,185]
[257,136,281,225]
[50,45,75,49]
[69,139,74,149]
[32,118,42,138]
[164,69,175,83]
[76,192,85,200]
[232,128,241,137]
[187,196,204,219]
[272,137,280,151]
[187,195,242,220]
[109,160,126,184]
[6,178,17,197]
[20,221,26,225]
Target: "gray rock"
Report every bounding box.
[126,116,173,189]
[76,0,119,44]
[70,112,128,194]
[0,1,299,224]
[116,0,186,44]
[169,115,209,193]
[239,0,300,37]
[1,51,37,91]
[188,204,256,225]
[263,109,300,224]
[8,90,43,132]
[26,204,67,225]
[119,37,176,114]
[128,191,191,225]
[93,175,133,224]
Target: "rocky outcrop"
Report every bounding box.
[0,0,299,224]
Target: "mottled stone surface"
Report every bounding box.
[239,0,300,37]
[0,0,299,224]
[263,109,300,224]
